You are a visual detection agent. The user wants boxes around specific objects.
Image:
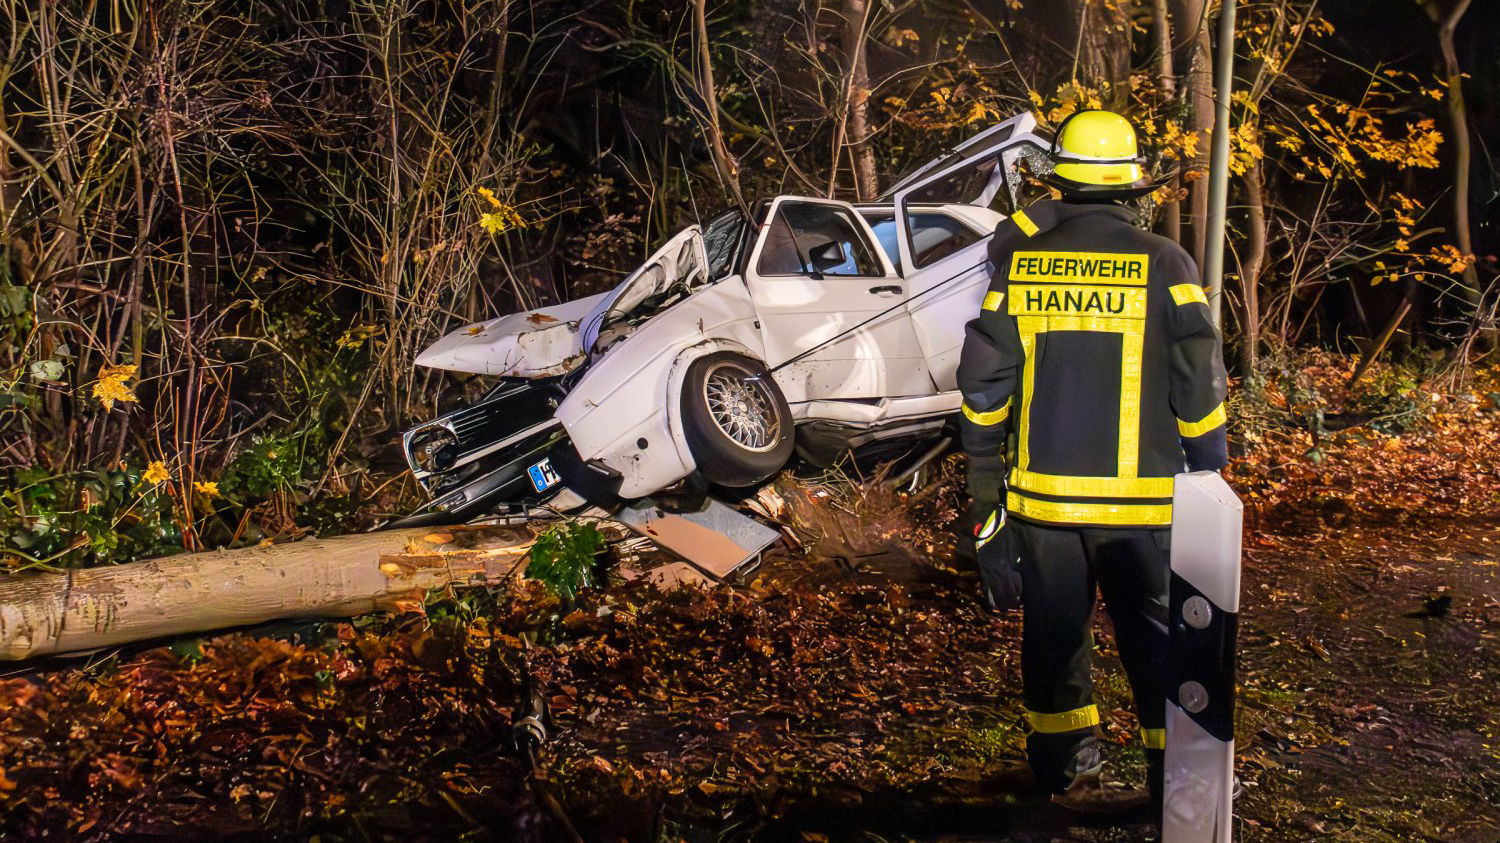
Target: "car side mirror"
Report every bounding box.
[807,240,846,274]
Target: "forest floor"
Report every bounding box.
[1,355,1498,842]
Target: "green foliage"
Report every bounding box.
[220,433,319,500]
[294,493,366,536]
[1233,348,1441,442]
[0,466,182,570]
[1344,364,1427,435]
[169,637,206,664]
[0,284,31,322]
[524,520,606,601]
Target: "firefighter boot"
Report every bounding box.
[1051,742,1152,816]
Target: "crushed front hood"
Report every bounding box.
[416,225,708,379]
[415,293,608,377]
[578,226,706,354]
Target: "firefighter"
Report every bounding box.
[957,109,1229,811]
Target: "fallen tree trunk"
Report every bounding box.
[0,525,540,661]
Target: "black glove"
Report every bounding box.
[974,506,1023,612]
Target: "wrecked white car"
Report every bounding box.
[396,113,1054,526]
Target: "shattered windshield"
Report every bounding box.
[702,210,747,281]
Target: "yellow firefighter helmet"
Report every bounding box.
[1045,109,1163,198]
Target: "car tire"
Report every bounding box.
[680,351,795,488]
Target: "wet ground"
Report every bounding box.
[541,508,1500,842]
[1229,518,1499,842]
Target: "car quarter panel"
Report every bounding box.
[555,279,763,498]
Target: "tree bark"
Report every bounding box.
[1240,159,1265,372]
[0,526,541,661]
[1170,0,1214,266]
[1151,0,1181,244]
[691,0,745,210]
[1423,0,1485,341]
[843,0,879,201]
[1349,298,1414,388]
[1057,0,1132,105]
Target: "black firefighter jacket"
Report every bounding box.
[957,199,1229,528]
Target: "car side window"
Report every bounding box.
[756,202,883,278]
[909,213,984,267]
[862,212,984,269]
[864,214,902,267]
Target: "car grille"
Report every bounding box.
[447,381,564,456]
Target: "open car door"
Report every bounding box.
[742,197,931,404]
[888,112,1053,388]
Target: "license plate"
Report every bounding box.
[527,458,561,493]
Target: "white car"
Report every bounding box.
[395,114,1053,525]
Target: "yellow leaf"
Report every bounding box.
[475,185,503,209]
[885,27,919,47]
[479,204,526,235]
[143,461,171,486]
[336,324,380,350]
[93,363,139,411]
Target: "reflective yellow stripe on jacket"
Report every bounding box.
[1007,266,1156,526]
[1178,402,1226,438]
[962,397,1012,426]
[1008,491,1174,527]
[1169,283,1209,306]
[1010,469,1173,499]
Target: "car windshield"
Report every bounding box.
[702,210,747,281]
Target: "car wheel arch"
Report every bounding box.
[664,338,770,478]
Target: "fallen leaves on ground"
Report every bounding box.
[1,354,1497,841]
[1230,354,1500,530]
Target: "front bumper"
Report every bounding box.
[394,410,626,529]
[392,425,570,527]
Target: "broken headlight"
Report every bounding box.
[408,424,459,474]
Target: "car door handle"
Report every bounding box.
[868,284,903,296]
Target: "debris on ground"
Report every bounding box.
[1,359,1498,841]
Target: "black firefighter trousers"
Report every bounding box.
[1011,519,1170,795]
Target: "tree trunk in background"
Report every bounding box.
[1424,0,1486,343]
[1240,159,1265,372]
[1057,0,1132,107]
[843,0,878,201]
[483,0,512,148]
[692,0,745,209]
[1170,0,1214,267]
[1151,0,1181,244]
[1152,0,1178,98]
